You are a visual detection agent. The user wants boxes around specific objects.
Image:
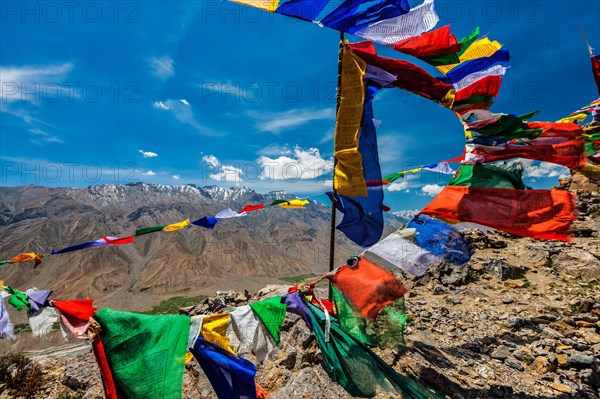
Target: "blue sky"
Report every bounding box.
[1,0,599,211]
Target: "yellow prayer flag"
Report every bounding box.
[278,199,309,209]
[231,0,279,12]
[437,38,503,74]
[577,164,600,181]
[184,352,194,364]
[201,313,236,354]
[334,45,368,197]
[9,252,37,263]
[163,219,190,232]
[557,113,588,123]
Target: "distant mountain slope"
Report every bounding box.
[0,184,362,310]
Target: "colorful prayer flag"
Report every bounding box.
[327,257,407,320]
[163,219,190,232]
[421,185,576,241]
[94,308,190,399]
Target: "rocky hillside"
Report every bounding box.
[1,174,598,398]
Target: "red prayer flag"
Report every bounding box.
[526,121,583,140]
[393,25,462,57]
[454,75,503,101]
[52,299,96,322]
[469,139,586,169]
[348,41,455,107]
[421,186,576,241]
[102,236,134,245]
[92,337,128,399]
[327,258,407,320]
[239,204,265,213]
[592,55,600,96]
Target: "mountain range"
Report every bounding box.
[0,183,415,310]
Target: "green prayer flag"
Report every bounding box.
[6,287,30,311]
[382,172,406,183]
[134,225,167,236]
[249,296,287,346]
[95,308,190,399]
[468,113,542,141]
[332,286,374,346]
[421,52,460,67]
[306,301,443,399]
[268,200,288,207]
[332,286,406,350]
[454,95,494,106]
[449,163,528,190]
[457,26,481,57]
[0,260,9,268]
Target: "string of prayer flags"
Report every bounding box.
[421,185,576,241]
[94,308,190,399]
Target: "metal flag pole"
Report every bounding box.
[329,30,345,301]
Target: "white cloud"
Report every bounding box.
[172,175,181,180]
[152,99,222,136]
[519,160,569,179]
[149,56,175,80]
[152,101,170,110]
[0,63,74,103]
[138,150,158,158]
[202,154,220,168]
[29,128,63,144]
[144,170,156,176]
[257,146,333,181]
[421,184,444,196]
[387,180,409,192]
[210,164,244,183]
[248,107,335,134]
[257,143,292,157]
